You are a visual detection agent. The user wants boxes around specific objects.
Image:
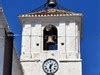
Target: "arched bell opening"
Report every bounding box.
[43,24,58,50]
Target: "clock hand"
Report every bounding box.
[49,64,53,69]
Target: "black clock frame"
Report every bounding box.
[42,59,59,74]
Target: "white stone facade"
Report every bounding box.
[0,7,9,75]
[20,15,82,75]
[0,7,23,75]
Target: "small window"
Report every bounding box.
[61,43,64,45]
[36,43,39,46]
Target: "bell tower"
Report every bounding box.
[19,0,82,75]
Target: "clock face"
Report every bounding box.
[42,59,59,74]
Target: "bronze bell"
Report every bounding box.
[47,0,57,8]
[47,36,55,43]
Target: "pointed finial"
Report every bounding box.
[47,0,57,8]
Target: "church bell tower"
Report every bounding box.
[19,0,82,75]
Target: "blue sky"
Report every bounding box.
[1,0,100,75]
